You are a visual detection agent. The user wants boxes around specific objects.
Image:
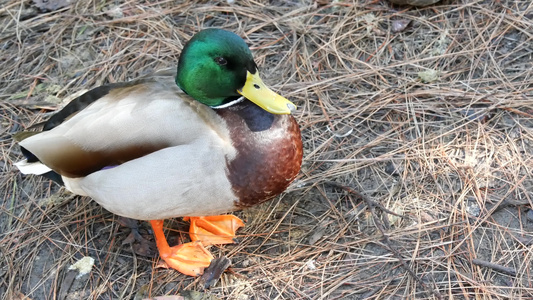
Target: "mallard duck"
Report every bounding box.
[15,28,303,276]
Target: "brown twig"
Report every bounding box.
[472,259,517,277]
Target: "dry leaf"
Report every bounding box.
[418,69,440,83]
[200,257,231,289]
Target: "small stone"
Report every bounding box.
[305,259,317,270]
[392,19,411,33]
[466,202,481,217]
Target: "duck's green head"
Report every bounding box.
[176,28,295,114]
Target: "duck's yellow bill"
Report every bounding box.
[237,71,296,114]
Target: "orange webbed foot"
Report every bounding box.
[150,220,213,276]
[184,215,245,246]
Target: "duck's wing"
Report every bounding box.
[18,71,229,179]
[42,82,131,131]
[42,68,178,131]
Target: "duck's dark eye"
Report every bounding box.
[214,56,227,66]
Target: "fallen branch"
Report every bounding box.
[472,259,517,276]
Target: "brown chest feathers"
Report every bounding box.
[216,101,303,208]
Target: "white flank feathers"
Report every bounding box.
[14,160,52,175]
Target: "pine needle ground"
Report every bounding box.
[1,1,532,299]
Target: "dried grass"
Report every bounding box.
[1,0,533,299]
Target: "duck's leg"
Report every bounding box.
[184,215,245,246]
[150,220,213,276]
